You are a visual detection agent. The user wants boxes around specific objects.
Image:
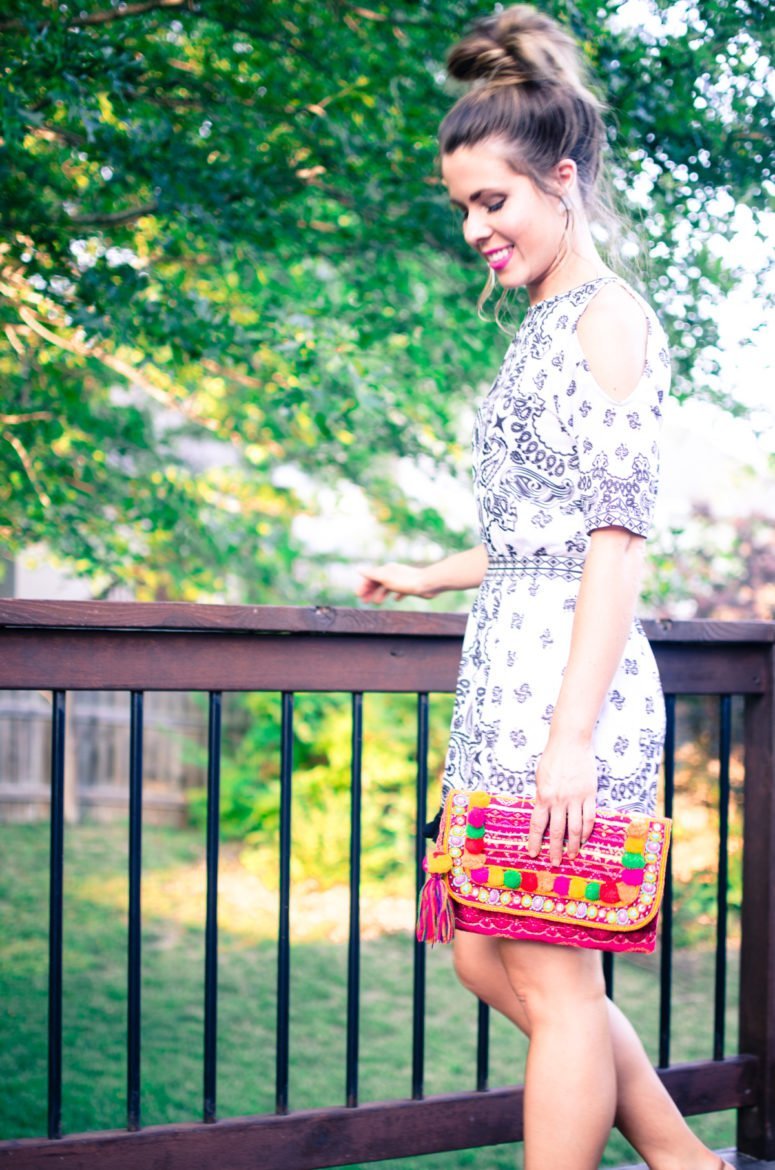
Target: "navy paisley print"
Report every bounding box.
[442,277,670,816]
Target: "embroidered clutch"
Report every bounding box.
[417,789,671,954]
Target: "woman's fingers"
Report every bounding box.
[526,801,550,858]
[581,796,597,845]
[565,805,583,861]
[548,803,569,866]
[357,564,422,604]
[357,571,390,604]
[527,798,597,862]
[528,800,568,864]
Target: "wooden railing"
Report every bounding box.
[0,601,773,1168]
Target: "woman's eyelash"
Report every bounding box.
[456,198,505,220]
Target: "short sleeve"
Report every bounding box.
[570,354,666,538]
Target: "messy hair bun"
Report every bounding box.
[446,5,596,100]
[440,5,613,229]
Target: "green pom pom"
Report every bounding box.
[466,824,486,840]
[585,881,601,900]
[622,852,646,869]
[504,870,522,889]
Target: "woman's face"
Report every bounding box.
[441,140,571,304]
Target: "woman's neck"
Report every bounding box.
[527,229,609,306]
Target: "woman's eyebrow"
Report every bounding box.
[449,190,484,208]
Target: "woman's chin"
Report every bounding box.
[495,271,526,291]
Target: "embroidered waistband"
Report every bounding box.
[486,553,586,580]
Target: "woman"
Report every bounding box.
[357,7,732,1170]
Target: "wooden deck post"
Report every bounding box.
[738,641,775,1161]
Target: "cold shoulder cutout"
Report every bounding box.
[575,281,650,403]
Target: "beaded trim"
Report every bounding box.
[437,790,670,933]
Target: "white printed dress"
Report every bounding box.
[441,276,670,816]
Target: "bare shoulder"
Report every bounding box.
[576,282,649,402]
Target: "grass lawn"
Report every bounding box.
[0,821,739,1169]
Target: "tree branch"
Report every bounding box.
[1,429,52,509]
[201,358,264,390]
[13,304,222,434]
[0,411,55,425]
[31,124,88,148]
[0,0,190,33]
[3,324,26,357]
[67,203,159,227]
[0,269,251,447]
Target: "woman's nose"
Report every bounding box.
[463,208,492,250]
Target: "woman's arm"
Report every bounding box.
[527,526,646,865]
[527,282,654,864]
[357,544,488,604]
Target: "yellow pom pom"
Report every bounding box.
[569,876,587,900]
[624,836,645,854]
[488,866,505,887]
[468,792,492,808]
[427,852,453,875]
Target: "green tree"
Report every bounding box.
[1,0,772,599]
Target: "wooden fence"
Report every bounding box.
[0,689,206,824]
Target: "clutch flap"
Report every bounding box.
[435,789,671,934]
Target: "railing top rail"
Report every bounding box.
[0,600,774,643]
[0,599,464,636]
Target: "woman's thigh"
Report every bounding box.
[453,929,533,1026]
[453,929,607,1028]
[496,936,606,1020]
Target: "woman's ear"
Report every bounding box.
[554,157,578,197]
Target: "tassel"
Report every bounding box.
[416,853,455,944]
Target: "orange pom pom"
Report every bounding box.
[426,852,453,875]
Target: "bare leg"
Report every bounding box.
[495,936,615,1170]
[453,932,732,1170]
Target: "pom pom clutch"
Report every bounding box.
[417,789,671,953]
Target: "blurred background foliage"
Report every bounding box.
[1,0,773,601]
[186,691,455,897]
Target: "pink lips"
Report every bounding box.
[485,246,513,271]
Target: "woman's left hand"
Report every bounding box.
[526,736,598,865]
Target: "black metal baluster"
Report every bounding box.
[276,692,294,1115]
[476,1000,490,1092]
[47,690,66,1141]
[203,692,222,1123]
[713,695,732,1061]
[603,951,614,1001]
[346,692,363,1108]
[127,691,143,1131]
[658,694,675,1069]
[412,693,429,1101]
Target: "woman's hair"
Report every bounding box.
[440,6,625,317]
